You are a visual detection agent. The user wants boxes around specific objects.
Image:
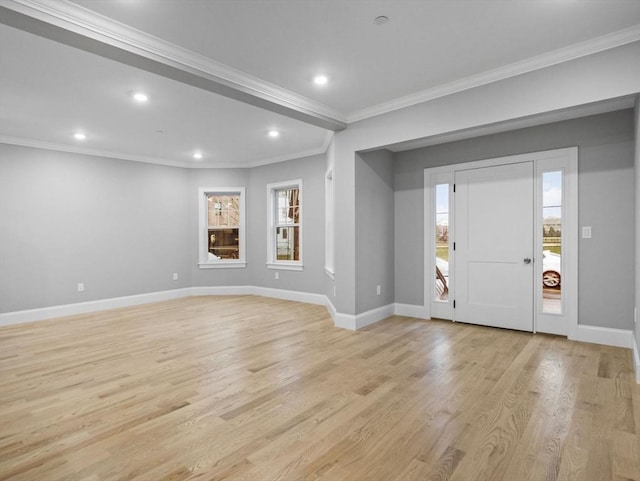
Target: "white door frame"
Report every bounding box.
[423,147,578,340]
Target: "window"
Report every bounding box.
[434,183,450,302]
[267,179,302,270]
[198,187,246,268]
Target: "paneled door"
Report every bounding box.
[454,162,534,331]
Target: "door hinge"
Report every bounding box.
[453,300,456,308]
[453,184,456,193]
[453,242,456,250]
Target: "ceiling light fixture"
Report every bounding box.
[73,132,86,140]
[313,75,329,86]
[374,15,389,26]
[193,152,203,160]
[132,92,149,103]
[268,130,280,138]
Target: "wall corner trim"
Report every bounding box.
[633,335,640,384]
[576,324,634,349]
[331,304,396,331]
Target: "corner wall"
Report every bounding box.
[355,150,395,313]
[0,144,328,316]
[393,110,635,331]
[247,154,326,295]
[333,42,640,322]
[0,144,191,313]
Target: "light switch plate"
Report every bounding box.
[582,226,592,239]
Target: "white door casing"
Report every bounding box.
[423,147,578,339]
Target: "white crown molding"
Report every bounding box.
[387,95,637,153]
[247,143,331,168]
[0,135,192,168]
[347,25,640,123]
[0,0,347,129]
[0,135,331,169]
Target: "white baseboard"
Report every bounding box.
[0,286,333,328]
[577,324,634,349]
[190,285,253,296]
[325,298,337,323]
[333,303,396,331]
[0,288,193,327]
[334,312,356,330]
[356,304,395,329]
[251,286,328,306]
[394,303,428,319]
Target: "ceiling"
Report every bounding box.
[1,0,639,168]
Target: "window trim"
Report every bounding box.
[266,179,303,271]
[198,187,246,269]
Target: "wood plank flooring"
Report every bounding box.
[0,295,638,481]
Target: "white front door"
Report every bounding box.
[454,162,534,331]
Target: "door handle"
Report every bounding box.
[523,257,532,264]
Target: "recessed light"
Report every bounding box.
[73,132,86,140]
[268,130,280,138]
[193,152,203,160]
[132,92,149,103]
[374,15,389,26]
[313,75,329,86]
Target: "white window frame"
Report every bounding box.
[267,179,303,271]
[198,187,246,269]
[429,172,455,321]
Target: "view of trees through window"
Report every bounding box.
[207,194,240,259]
[275,188,300,261]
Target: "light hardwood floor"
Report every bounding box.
[1,295,638,481]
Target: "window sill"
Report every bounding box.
[199,261,246,269]
[266,263,303,272]
[324,268,335,280]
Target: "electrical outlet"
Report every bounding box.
[333,286,336,297]
[173,273,178,281]
[376,285,381,296]
[274,271,279,280]
[582,226,592,238]
[77,283,85,292]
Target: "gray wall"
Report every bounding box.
[393,109,635,331]
[0,144,191,313]
[355,150,395,313]
[0,145,327,314]
[248,154,326,294]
